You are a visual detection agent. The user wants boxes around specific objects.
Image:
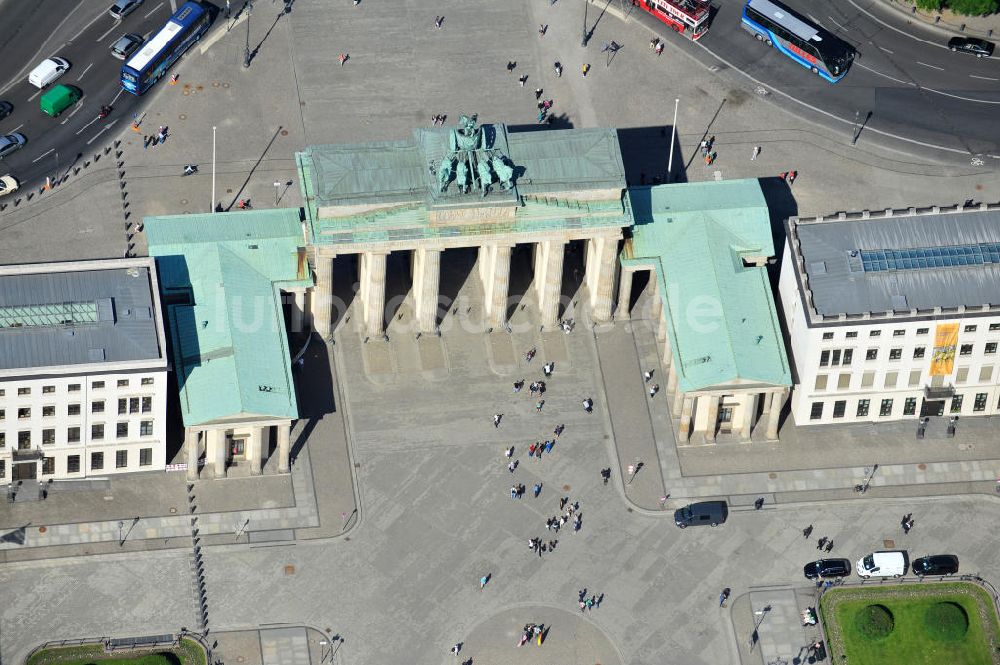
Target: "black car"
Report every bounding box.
[674,500,728,528]
[948,37,994,58]
[803,558,852,579]
[912,554,959,576]
[0,101,11,120]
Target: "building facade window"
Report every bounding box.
[991,323,1000,332]
[42,385,55,394]
[856,399,870,417]
[18,431,31,447]
[116,450,128,468]
[810,402,824,420]
[17,387,30,396]
[92,381,104,389]
[139,448,153,466]
[913,347,926,359]
[893,329,905,337]
[903,397,917,415]
[974,393,988,412]
[42,429,55,445]
[832,401,846,418]
[140,421,153,436]
[820,350,830,367]
[117,379,130,388]
[884,372,899,389]
[17,407,30,419]
[842,349,853,366]
[68,403,81,416]
[986,342,997,355]
[67,427,80,443]
[92,401,105,414]
[822,332,834,340]
[42,457,55,475]
[870,330,881,337]
[980,366,994,383]
[960,344,974,356]
[846,331,858,338]
[141,377,154,386]
[909,370,922,387]
[964,325,977,333]
[129,397,140,414]
[141,396,152,413]
[838,373,851,390]
[951,395,964,413]
[67,455,80,473]
[0,460,5,479]
[116,422,129,439]
[880,399,894,417]
[91,451,104,470]
[91,424,104,440]
[889,348,902,361]
[42,405,55,417]
[0,409,4,421]
[917,328,929,335]
[815,375,829,391]
[866,349,878,361]
[118,398,127,415]
[68,383,80,392]
[0,433,4,447]
[957,367,969,383]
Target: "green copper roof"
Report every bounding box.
[146,210,308,427]
[624,179,790,392]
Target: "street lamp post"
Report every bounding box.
[748,604,772,652]
[581,0,589,47]
[274,181,281,206]
[667,98,679,182]
[243,1,254,68]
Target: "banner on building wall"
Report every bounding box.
[929,323,958,376]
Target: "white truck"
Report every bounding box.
[856,550,908,578]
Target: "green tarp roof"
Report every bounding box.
[146,210,308,427]
[624,179,790,392]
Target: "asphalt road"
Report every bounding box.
[0,0,186,186]
[635,0,1000,160]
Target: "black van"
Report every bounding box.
[674,501,728,528]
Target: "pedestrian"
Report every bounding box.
[778,171,788,182]
[543,362,554,376]
[560,496,568,510]
[514,379,523,393]
[480,574,489,590]
[585,596,594,611]
[649,384,659,398]
[650,37,659,50]
[526,347,536,362]
[451,644,461,656]
[601,468,611,485]
[903,519,912,534]
[574,515,582,531]
[533,482,542,497]
[700,139,708,156]
[751,145,761,160]
[225,0,231,17]
[554,61,563,77]
[537,110,546,123]
[596,593,603,607]
[543,440,554,454]
[353,0,360,4]
[518,484,525,497]
[505,446,514,458]
[582,63,590,77]
[719,588,730,607]
[825,539,834,553]
[539,24,548,36]
[803,524,813,539]
[754,497,765,510]
[583,398,593,413]
[644,370,653,382]
[554,423,564,437]
[508,460,517,473]
[338,53,349,66]
[434,16,444,28]
[519,74,528,87]
[535,399,544,412]
[528,442,537,457]
[816,536,828,550]
[788,170,797,185]
[507,61,516,73]
[511,485,518,499]
[655,41,664,56]
[493,413,502,428]
[549,539,557,550]
[535,87,543,100]
[704,152,715,166]
[579,599,586,611]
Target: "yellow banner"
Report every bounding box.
[929,323,958,376]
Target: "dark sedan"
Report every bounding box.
[912,554,959,577]
[803,558,852,579]
[948,37,994,58]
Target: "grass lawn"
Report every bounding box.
[26,638,206,665]
[820,583,1000,665]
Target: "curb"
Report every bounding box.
[879,0,999,40]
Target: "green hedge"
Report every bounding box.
[915,0,999,16]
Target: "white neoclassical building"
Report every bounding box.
[0,258,169,490]
[780,203,1000,426]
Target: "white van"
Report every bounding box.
[856,550,908,578]
[28,57,71,89]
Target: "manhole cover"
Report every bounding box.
[39,526,47,534]
[284,565,295,575]
[170,507,177,514]
[281,130,288,136]
[196,85,204,91]
[917,463,927,470]
[182,90,190,96]
[768,472,777,479]
[237,657,244,663]
[883,539,895,548]
[626,507,633,512]
[213,81,221,88]
[180,199,188,205]
[179,113,187,120]
[562,484,571,491]
[226,188,233,193]
[223,82,230,88]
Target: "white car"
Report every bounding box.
[0,174,19,197]
[27,57,70,89]
[856,550,908,578]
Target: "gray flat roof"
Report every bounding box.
[792,209,1000,317]
[0,264,163,371]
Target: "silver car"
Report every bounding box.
[0,133,26,159]
[109,0,143,20]
[111,33,144,60]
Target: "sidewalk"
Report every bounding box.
[881,0,1000,39]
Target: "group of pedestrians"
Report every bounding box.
[578,588,604,611]
[801,524,835,552]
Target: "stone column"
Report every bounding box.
[766,389,787,440]
[585,235,619,322]
[361,251,388,336]
[249,427,265,476]
[739,393,758,441]
[615,267,633,320]
[656,308,668,344]
[534,240,566,329]
[412,247,442,333]
[700,395,720,443]
[666,364,678,397]
[312,253,334,338]
[678,395,694,443]
[648,281,663,323]
[290,290,305,333]
[481,244,513,330]
[277,423,291,474]
[661,329,672,369]
[208,429,226,479]
[185,428,200,481]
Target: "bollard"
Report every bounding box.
[94,153,101,163]
[84,160,90,168]
[74,167,80,175]
[960,23,966,31]
[120,180,126,189]
[114,140,121,148]
[104,146,111,155]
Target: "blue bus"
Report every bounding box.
[741,0,856,83]
[121,1,210,94]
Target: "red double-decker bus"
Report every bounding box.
[637,0,711,40]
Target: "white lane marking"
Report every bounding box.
[916,61,944,71]
[60,103,85,125]
[26,88,42,102]
[86,120,118,145]
[145,2,166,19]
[970,74,999,81]
[32,148,55,163]
[97,22,122,42]
[693,40,1000,159]
[846,0,958,50]
[854,62,915,85]
[855,61,1000,103]
[110,88,126,105]
[74,10,112,44]
[76,62,94,81]
[878,46,894,54]
[827,16,848,31]
[76,114,103,135]
[8,123,24,133]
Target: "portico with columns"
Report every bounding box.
[622,179,792,442]
[183,420,292,480]
[297,116,629,337]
